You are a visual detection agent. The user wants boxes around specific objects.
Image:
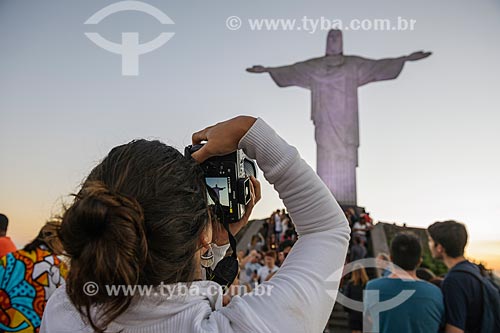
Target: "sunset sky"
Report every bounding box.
[1,0,499,273]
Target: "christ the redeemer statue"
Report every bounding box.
[211,184,226,200]
[247,29,431,206]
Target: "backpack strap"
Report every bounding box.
[453,267,500,292]
[453,267,484,283]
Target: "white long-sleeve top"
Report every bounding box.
[41,118,350,333]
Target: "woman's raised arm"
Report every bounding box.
[217,118,350,333]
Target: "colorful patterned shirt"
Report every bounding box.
[0,246,67,332]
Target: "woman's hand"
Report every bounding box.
[191,116,257,163]
[212,176,261,246]
[191,115,260,245]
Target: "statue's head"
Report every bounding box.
[326,29,343,56]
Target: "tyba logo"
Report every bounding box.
[84,1,175,76]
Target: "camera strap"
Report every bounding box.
[205,185,239,287]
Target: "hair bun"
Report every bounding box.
[61,181,148,263]
[74,181,143,236]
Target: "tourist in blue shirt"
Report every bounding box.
[365,233,444,333]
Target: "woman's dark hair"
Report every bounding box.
[24,221,64,254]
[427,220,467,258]
[59,140,209,333]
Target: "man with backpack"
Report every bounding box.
[427,220,500,333]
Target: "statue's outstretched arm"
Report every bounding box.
[406,51,432,61]
[246,65,269,73]
[247,62,312,89]
[356,51,431,86]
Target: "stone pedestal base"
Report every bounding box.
[317,154,357,206]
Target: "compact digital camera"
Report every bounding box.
[185,144,257,223]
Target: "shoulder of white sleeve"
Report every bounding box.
[236,118,298,182]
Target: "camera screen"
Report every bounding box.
[206,177,230,207]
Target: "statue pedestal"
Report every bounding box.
[317,154,358,207]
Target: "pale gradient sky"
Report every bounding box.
[1,0,499,271]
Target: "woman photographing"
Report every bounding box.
[41,116,350,333]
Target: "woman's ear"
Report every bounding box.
[198,222,213,249]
